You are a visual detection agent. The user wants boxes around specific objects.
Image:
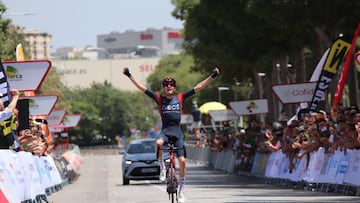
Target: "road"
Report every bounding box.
[48,150,360,203]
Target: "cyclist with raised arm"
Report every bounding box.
[123,67,220,202]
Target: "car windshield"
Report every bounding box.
[127,141,155,154]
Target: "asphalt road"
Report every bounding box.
[48,151,360,203]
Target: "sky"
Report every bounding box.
[2,0,183,51]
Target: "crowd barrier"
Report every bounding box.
[0,146,83,203]
[186,144,360,196]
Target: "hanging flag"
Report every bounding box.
[309,38,351,114]
[0,60,12,107]
[16,43,25,61]
[333,22,360,106]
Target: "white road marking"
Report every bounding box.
[146,180,166,192]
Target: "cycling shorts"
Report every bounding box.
[157,133,186,158]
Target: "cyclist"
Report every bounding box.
[123,67,220,202]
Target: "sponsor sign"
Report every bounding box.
[19,94,58,116]
[208,109,238,122]
[272,82,323,104]
[3,60,51,91]
[309,38,350,113]
[47,109,66,125]
[48,125,64,133]
[181,114,193,124]
[61,114,81,128]
[229,99,268,116]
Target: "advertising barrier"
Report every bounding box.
[0,148,81,202]
[186,144,360,195]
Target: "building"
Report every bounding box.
[22,29,52,60]
[51,57,160,91]
[52,27,183,60]
[96,27,183,58]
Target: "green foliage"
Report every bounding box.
[56,82,159,146]
[0,3,29,61]
[147,53,223,111]
[38,66,64,99]
[173,0,360,85]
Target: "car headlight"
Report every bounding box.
[125,160,132,165]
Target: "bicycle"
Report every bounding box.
[157,135,184,203]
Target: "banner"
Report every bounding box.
[19,94,58,116]
[2,60,51,91]
[208,109,238,122]
[272,82,319,104]
[0,60,13,107]
[333,22,360,106]
[47,109,66,125]
[309,38,351,113]
[229,99,268,115]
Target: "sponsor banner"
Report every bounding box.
[3,60,51,91]
[0,150,26,201]
[343,150,360,185]
[47,109,66,125]
[309,38,351,113]
[208,109,238,122]
[61,114,81,128]
[333,22,360,106]
[229,99,268,116]
[272,82,322,104]
[0,60,12,107]
[49,125,64,133]
[20,94,58,116]
[181,114,193,124]
[16,151,43,200]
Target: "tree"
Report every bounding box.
[147,53,225,111]
[58,82,159,146]
[172,0,360,118]
[0,3,29,60]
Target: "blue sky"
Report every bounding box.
[2,0,183,50]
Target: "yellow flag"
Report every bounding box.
[16,43,25,61]
[16,43,35,96]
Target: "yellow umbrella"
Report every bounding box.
[199,101,227,114]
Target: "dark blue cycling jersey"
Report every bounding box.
[145,88,195,138]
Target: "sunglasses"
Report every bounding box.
[163,82,176,87]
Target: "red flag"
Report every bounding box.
[333,22,360,106]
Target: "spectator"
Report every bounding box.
[192,102,202,147]
[0,89,20,150]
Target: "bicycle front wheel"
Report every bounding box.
[168,166,176,203]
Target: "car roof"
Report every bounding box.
[129,138,156,145]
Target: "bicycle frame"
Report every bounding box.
[157,136,181,203]
[166,142,178,202]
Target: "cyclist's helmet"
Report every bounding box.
[162,77,176,87]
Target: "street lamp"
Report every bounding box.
[257,73,266,123]
[218,86,229,103]
[257,72,266,98]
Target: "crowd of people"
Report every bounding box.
[0,90,55,156]
[193,104,360,172]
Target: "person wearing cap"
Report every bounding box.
[123,67,220,202]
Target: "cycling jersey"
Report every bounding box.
[145,88,195,138]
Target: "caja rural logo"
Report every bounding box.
[5,65,23,81]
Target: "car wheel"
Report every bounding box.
[123,176,129,185]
